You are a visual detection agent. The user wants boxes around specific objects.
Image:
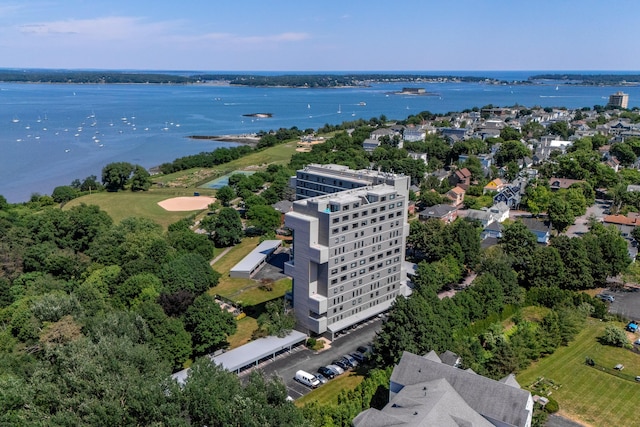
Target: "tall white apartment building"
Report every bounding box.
[285,167,411,339]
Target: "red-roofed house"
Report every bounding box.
[446,186,466,206]
[449,167,472,189]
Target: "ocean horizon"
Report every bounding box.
[1,71,638,202]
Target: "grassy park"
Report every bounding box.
[152,141,297,188]
[517,318,640,427]
[63,188,214,229]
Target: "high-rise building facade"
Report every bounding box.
[285,166,411,338]
[608,91,629,109]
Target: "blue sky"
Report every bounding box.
[2,0,639,71]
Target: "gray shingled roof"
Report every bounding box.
[390,351,532,427]
[353,379,495,427]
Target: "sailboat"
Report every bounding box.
[11,116,19,123]
[555,85,559,91]
[307,104,311,109]
[337,104,342,114]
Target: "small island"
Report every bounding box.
[242,113,273,118]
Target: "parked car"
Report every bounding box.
[596,294,615,302]
[636,376,640,382]
[326,364,344,376]
[294,370,321,388]
[332,359,349,370]
[351,350,366,362]
[314,373,328,384]
[342,354,358,368]
[614,364,624,370]
[317,366,336,380]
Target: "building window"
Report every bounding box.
[333,218,340,224]
[331,268,338,275]
[342,205,349,211]
[353,212,359,219]
[333,228,339,234]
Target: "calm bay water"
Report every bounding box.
[1,71,639,202]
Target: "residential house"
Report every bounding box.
[419,204,458,224]
[481,221,504,240]
[548,177,586,191]
[407,151,428,165]
[519,217,552,244]
[403,126,427,142]
[353,351,533,427]
[441,127,471,142]
[493,185,523,209]
[465,209,495,228]
[483,178,506,194]
[603,213,640,238]
[448,167,472,188]
[465,202,509,228]
[458,153,493,176]
[605,157,620,172]
[446,186,465,206]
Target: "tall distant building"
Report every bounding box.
[285,165,411,339]
[608,91,629,109]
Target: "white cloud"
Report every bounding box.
[18,16,174,40]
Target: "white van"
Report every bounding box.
[294,370,321,388]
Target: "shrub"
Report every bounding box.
[306,337,317,348]
[544,397,559,413]
[599,324,631,348]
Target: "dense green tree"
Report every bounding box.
[551,236,594,290]
[216,185,236,206]
[101,161,135,191]
[524,246,565,289]
[524,183,551,216]
[211,207,244,247]
[611,142,637,166]
[185,293,236,356]
[129,165,151,191]
[246,205,282,234]
[159,253,220,295]
[494,140,530,167]
[136,300,192,369]
[51,185,79,203]
[500,221,537,277]
[255,299,296,338]
[547,196,575,232]
[499,126,522,141]
[548,121,573,139]
[419,191,446,207]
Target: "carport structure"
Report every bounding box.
[229,240,282,278]
[213,330,307,373]
[171,330,307,384]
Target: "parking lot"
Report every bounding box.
[239,316,383,400]
[606,287,640,321]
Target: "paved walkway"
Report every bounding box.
[210,246,232,266]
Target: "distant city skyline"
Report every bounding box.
[2,0,640,72]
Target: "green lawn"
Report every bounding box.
[63,188,213,229]
[295,371,365,407]
[227,316,259,349]
[517,318,640,427]
[153,142,297,187]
